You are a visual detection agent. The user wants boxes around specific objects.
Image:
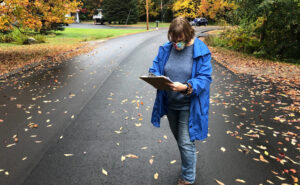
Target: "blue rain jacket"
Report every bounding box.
[149,37,213,142]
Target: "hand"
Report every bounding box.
[168,82,187,92]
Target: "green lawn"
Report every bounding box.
[0,27,148,47]
[48,27,148,45]
[53,27,147,41]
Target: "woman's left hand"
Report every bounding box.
[168,82,187,92]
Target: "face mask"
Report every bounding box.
[173,41,186,51]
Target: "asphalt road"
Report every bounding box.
[0,28,298,185]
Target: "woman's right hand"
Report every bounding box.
[168,82,187,92]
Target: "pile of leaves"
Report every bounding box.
[201,37,300,111]
[0,42,95,77]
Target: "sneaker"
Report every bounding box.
[177,178,193,185]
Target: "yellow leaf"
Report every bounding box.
[276,176,286,180]
[102,168,108,176]
[235,179,246,183]
[121,156,126,162]
[259,154,269,163]
[64,154,74,157]
[170,160,176,164]
[125,154,138,158]
[215,179,225,185]
[291,175,298,183]
[154,172,159,180]
[149,159,154,165]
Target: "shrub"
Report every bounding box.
[11,30,29,45]
[0,33,14,43]
[207,25,262,55]
[33,35,46,43]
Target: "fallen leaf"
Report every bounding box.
[259,154,269,163]
[102,168,108,176]
[170,160,176,164]
[125,154,138,159]
[215,179,225,185]
[6,143,16,148]
[154,172,159,180]
[276,176,286,180]
[121,155,126,162]
[235,179,246,183]
[14,138,19,143]
[135,123,142,127]
[149,158,154,165]
[64,154,74,157]
[291,175,298,183]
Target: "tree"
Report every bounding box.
[102,0,138,24]
[0,0,81,33]
[172,0,199,19]
[138,0,159,21]
[228,0,300,61]
[80,0,103,20]
[198,0,237,21]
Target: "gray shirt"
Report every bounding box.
[164,44,193,110]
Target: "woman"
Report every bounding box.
[149,16,213,185]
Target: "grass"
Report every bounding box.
[0,27,147,47]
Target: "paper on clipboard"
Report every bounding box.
[139,76,173,90]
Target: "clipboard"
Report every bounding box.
[139,76,173,90]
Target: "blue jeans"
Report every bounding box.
[167,108,197,184]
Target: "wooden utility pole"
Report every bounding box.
[146,0,149,30]
[161,0,163,23]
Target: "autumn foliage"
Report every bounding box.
[172,0,236,21]
[0,0,81,33]
[172,0,199,18]
[198,0,236,20]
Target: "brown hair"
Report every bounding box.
[168,16,195,43]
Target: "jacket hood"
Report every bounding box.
[161,37,211,59]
